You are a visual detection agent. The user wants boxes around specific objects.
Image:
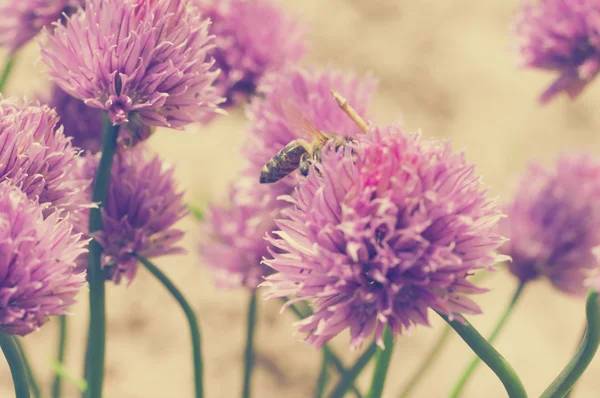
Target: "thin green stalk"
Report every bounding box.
[540,289,600,398]
[0,55,16,93]
[242,293,257,398]
[563,324,586,398]
[366,327,395,398]
[138,256,204,398]
[281,299,363,398]
[14,338,40,398]
[84,114,119,398]
[439,312,527,398]
[397,267,495,398]
[0,333,30,398]
[329,341,378,398]
[451,282,526,397]
[314,351,330,398]
[398,325,453,398]
[53,315,68,398]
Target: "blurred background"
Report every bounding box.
[2,0,600,397]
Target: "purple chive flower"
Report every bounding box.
[515,0,600,104]
[0,0,82,53]
[244,65,378,186]
[262,125,507,349]
[499,154,600,295]
[0,96,90,219]
[76,147,187,284]
[200,178,285,290]
[0,181,87,336]
[199,66,376,291]
[40,0,223,142]
[195,0,308,107]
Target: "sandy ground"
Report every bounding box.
[2,0,600,397]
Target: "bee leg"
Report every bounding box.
[299,152,311,176]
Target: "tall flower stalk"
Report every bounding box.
[138,256,204,398]
[15,339,41,398]
[52,315,68,398]
[366,327,395,398]
[243,293,257,398]
[85,114,119,398]
[541,289,600,398]
[450,282,526,396]
[440,313,527,398]
[0,333,30,398]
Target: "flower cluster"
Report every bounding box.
[41,0,223,144]
[262,125,507,348]
[76,147,188,284]
[0,0,82,52]
[0,97,89,336]
[499,154,600,295]
[195,0,308,107]
[200,66,377,291]
[515,0,600,103]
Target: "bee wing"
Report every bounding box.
[281,100,328,144]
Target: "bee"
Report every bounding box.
[259,90,368,184]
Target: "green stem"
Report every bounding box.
[0,54,16,93]
[0,333,30,398]
[329,341,378,398]
[14,338,40,398]
[366,327,395,398]
[398,326,452,398]
[281,299,363,398]
[397,267,495,398]
[242,293,257,398]
[138,256,204,398]
[85,113,119,398]
[439,312,527,398]
[314,351,329,398]
[451,282,526,397]
[53,315,68,398]
[540,289,600,398]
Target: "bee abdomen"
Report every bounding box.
[259,143,307,184]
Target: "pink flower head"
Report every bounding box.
[200,178,286,290]
[263,125,507,349]
[199,66,377,291]
[515,0,600,103]
[499,154,600,295]
[77,147,187,284]
[0,96,91,220]
[0,0,82,53]
[195,0,308,107]
[0,181,87,336]
[244,65,378,187]
[40,0,223,139]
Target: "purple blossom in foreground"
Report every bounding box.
[199,66,377,291]
[262,124,507,349]
[0,182,87,336]
[0,0,82,53]
[196,0,308,107]
[41,0,223,141]
[0,96,90,219]
[244,66,378,187]
[77,147,187,284]
[499,154,600,295]
[515,0,600,104]
[200,178,285,290]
